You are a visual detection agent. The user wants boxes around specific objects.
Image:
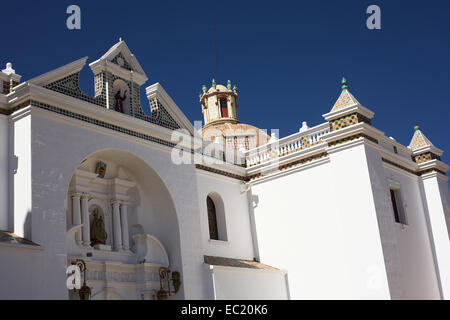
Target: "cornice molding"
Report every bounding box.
[8,83,193,151]
[246,142,328,176]
[411,144,444,157]
[89,59,148,85]
[322,103,375,121]
[418,159,449,174]
[28,57,88,86]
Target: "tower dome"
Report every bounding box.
[200,79,239,127]
[199,79,269,151]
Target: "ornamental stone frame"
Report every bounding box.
[68,168,136,252]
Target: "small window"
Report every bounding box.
[390,188,407,225]
[207,196,219,240]
[220,98,228,118]
[393,146,398,154]
[206,193,227,241]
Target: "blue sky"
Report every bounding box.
[2,0,450,159]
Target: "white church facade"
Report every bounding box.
[0,41,449,300]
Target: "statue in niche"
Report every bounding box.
[114,89,127,113]
[90,208,107,246]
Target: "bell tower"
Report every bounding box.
[199,79,239,128]
[89,39,148,117]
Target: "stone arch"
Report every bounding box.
[65,148,184,298]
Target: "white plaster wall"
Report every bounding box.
[365,145,441,299]
[421,174,450,299]
[12,113,32,239]
[28,109,207,299]
[0,115,8,230]
[0,245,42,299]
[207,267,288,300]
[251,142,391,299]
[196,171,255,260]
[438,177,450,237]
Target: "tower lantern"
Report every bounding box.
[199,80,269,151]
[199,79,239,128]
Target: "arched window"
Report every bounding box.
[207,196,219,240]
[220,98,228,118]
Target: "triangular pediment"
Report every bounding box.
[145,82,195,135]
[100,40,147,77]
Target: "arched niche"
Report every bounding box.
[88,203,111,248]
[112,79,131,115]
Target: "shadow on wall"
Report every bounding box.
[24,211,31,241]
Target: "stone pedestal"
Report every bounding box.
[93,244,112,251]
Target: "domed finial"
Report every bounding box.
[341,77,348,90]
[233,85,237,94]
[212,78,216,89]
[2,62,15,75]
[227,80,232,90]
[119,37,123,42]
[414,124,420,131]
[202,85,207,94]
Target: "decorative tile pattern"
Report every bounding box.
[111,53,133,71]
[45,70,182,130]
[248,152,329,181]
[328,133,378,147]
[143,98,180,130]
[300,135,311,149]
[413,152,440,164]
[45,73,106,107]
[195,164,247,181]
[409,130,431,150]
[132,83,140,116]
[329,113,371,131]
[414,153,432,164]
[27,99,181,149]
[2,81,8,94]
[331,90,358,112]
[2,80,19,94]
